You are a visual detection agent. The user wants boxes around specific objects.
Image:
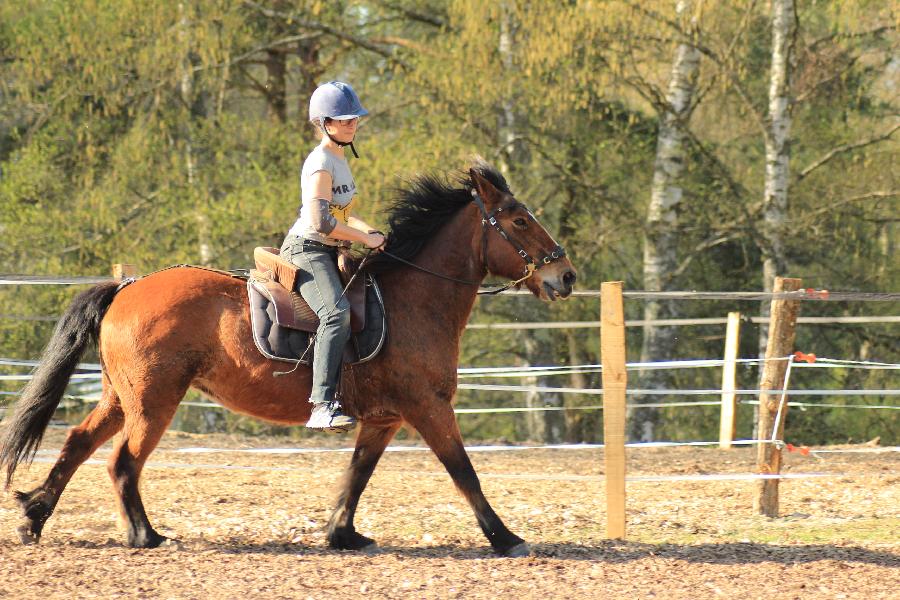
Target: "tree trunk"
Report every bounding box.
[633,0,701,441]
[178,2,195,187]
[549,141,591,441]
[497,2,527,175]
[178,3,211,266]
[762,0,795,288]
[878,222,892,279]
[265,49,287,123]
[563,330,588,443]
[296,38,322,145]
[520,336,544,441]
[756,0,797,435]
[521,336,563,443]
[216,50,230,118]
[497,1,553,441]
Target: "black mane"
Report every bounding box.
[365,162,510,272]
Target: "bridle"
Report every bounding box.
[376,189,567,296]
[469,190,567,294]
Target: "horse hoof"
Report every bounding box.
[328,527,377,551]
[128,530,169,549]
[16,524,40,545]
[502,542,531,558]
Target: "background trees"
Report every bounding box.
[1,0,896,443]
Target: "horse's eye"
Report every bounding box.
[514,217,528,229]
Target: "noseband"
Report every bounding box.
[470,190,567,294]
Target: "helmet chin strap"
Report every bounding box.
[322,123,359,158]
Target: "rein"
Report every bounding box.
[378,248,513,294]
[376,192,567,296]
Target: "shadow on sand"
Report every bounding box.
[149,539,899,567]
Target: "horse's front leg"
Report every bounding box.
[327,418,401,551]
[405,402,529,557]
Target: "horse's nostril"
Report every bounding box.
[563,270,576,288]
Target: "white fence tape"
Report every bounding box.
[467,316,900,329]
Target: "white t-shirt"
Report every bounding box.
[287,145,357,245]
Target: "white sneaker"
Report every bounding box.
[306,401,357,433]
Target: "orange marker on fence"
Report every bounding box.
[794,351,817,363]
[785,443,811,456]
[803,288,830,300]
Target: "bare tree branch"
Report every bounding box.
[226,34,321,68]
[794,54,860,104]
[374,1,448,29]
[801,190,899,218]
[797,121,900,181]
[24,88,74,145]
[236,64,270,97]
[369,36,431,54]
[808,24,898,51]
[697,45,770,141]
[667,233,741,283]
[619,2,771,141]
[690,0,759,113]
[620,1,682,34]
[242,0,410,70]
[682,127,756,213]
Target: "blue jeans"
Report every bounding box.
[281,235,351,405]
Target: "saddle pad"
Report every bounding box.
[248,274,387,366]
[252,276,320,332]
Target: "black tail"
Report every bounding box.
[0,281,120,488]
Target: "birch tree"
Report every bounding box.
[760,0,796,312]
[750,0,798,405]
[632,0,702,441]
[177,2,214,267]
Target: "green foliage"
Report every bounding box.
[0,1,896,444]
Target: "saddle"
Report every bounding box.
[252,246,367,332]
[248,247,386,366]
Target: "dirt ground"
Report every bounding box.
[1,428,898,599]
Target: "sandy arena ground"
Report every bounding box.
[1,428,898,599]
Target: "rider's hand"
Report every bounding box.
[365,231,386,251]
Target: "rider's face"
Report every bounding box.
[325,117,359,143]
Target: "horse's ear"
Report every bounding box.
[469,168,503,208]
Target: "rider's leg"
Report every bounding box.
[283,238,355,432]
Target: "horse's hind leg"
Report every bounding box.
[14,384,124,544]
[327,419,401,550]
[107,390,181,548]
[406,403,529,557]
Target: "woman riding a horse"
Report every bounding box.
[285,81,385,433]
[0,105,576,555]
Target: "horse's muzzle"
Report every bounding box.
[541,268,576,301]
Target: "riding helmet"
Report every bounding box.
[308,81,368,125]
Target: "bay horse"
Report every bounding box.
[0,164,576,557]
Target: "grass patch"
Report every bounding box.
[626,517,900,545]
[737,517,900,545]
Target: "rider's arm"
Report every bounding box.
[348,214,380,235]
[330,222,381,247]
[306,171,384,248]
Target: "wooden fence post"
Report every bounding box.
[719,311,742,448]
[754,277,802,517]
[601,281,627,539]
[112,263,136,281]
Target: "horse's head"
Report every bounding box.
[469,169,577,301]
